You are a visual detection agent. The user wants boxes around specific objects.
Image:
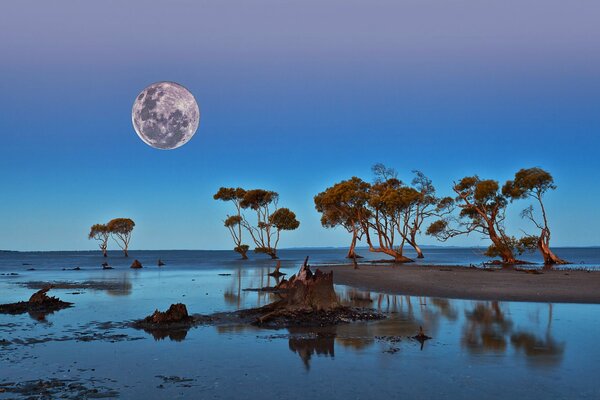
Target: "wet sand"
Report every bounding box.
[318,264,600,304]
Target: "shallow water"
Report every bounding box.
[1,252,599,399]
[1,247,599,271]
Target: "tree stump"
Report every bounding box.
[28,287,55,304]
[145,303,190,324]
[130,259,143,269]
[273,257,339,311]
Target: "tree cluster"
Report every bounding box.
[214,188,299,259]
[315,165,566,265]
[88,218,135,257]
[426,167,567,265]
[314,164,453,262]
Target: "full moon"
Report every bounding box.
[131,81,200,150]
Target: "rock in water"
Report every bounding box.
[130,260,143,269]
[146,303,190,324]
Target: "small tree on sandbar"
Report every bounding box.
[240,189,300,259]
[314,177,371,259]
[214,187,249,259]
[88,224,110,257]
[427,176,520,264]
[502,168,568,265]
[107,218,135,257]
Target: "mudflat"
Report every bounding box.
[318,264,600,304]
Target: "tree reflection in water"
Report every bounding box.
[218,272,565,368]
[462,302,565,365]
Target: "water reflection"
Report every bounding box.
[461,301,565,365]
[288,327,336,370]
[105,276,132,296]
[462,301,512,353]
[136,269,566,368]
[140,326,189,342]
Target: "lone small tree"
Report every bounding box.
[269,208,300,256]
[240,189,299,259]
[503,168,568,265]
[88,224,110,257]
[427,176,519,264]
[214,187,249,259]
[107,218,135,257]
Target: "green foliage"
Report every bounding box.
[484,235,538,258]
[270,208,300,231]
[314,177,370,231]
[234,244,249,254]
[213,187,246,202]
[503,168,555,200]
[240,189,278,210]
[426,219,448,237]
[88,224,109,240]
[107,218,135,235]
[224,215,242,227]
[254,246,275,255]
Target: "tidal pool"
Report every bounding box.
[1,260,598,399]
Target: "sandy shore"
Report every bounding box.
[318,264,600,304]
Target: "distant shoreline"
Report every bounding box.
[318,264,600,304]
[1,246,599,253]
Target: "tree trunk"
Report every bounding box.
[409,238,424,259]
[236,248,249,260]
[538,231,568,265]
[124,249,129,257]
[346,233,362,259]
[102,249,107,257]
[394,254,414,263]
[488,226,517,264]
[367,246,414,263]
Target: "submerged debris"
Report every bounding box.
[132,258,385,340]
[131,303,198,341]
[0,287,73,319]
[0,379,119,399]
[145,303,191,324]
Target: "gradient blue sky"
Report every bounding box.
[1,0,598,251]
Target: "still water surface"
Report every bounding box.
[1,250,599,399]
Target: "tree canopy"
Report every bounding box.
[107,218,135,257]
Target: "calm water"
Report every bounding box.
[1,249,599,399]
